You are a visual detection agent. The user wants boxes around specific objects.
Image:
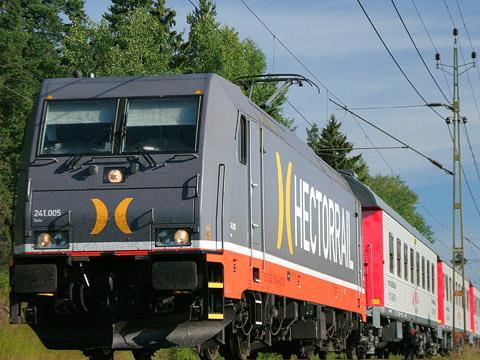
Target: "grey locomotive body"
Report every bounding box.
[10,74,364,359]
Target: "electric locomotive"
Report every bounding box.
[10,74,365,360]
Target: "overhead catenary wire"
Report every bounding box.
[331,99,452,175]
[0,82,33,102]
[285,98,313,127]
[355,0,447,123]
[390,0,451,105]
[411,0,453,99]
[463,124,480,181]
[337,104,428,110]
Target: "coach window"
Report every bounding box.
[416,252,420,286]
[403,244,408,281]
[431,263,435,293]
[444,275,448,301]
[426,260,431,292]
[449,277,453,302]
[421,256,425,289]
[239,115,248,165]
[396,239,402,278]
[410,248,414,283]
[389,233,394,274]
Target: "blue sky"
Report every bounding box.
[85,0,480,283]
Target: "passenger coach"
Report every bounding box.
[342,171,440,359]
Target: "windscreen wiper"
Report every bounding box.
[67,127,111,170]
[120,130,157,168]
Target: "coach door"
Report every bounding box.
[248,120,265,268]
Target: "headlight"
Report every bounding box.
[155,228,191,247]
[34,231,69,249]
[105,168,124,184]
[174,229,190,245]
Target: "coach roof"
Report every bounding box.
[340,170,435,253]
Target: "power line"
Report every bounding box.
[0,83,33,102]
[442,0,456,26]
[285,98,313,127]
[337,104,428,110]
[347,113,396,175]
[461,165,480,217]
[463,123,480,181]
[355,0,447,122]
[411,0,453,99]
[390,0,451,104]
[332,99,453,175]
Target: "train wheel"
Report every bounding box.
[223,329,251,360]
[132,350,155,360]
[83,349,114,360]
[198,345,220,360]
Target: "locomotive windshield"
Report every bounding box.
[39,96,200,156]
[40,99,117,155]
[122,97,199,153]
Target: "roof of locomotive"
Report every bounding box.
[39,73,355,195]
[339,170,436,253]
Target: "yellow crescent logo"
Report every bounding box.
[90,198,108,235]
[90,197,134,235]
[114,197,134,235]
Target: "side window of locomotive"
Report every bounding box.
[403,244,408,281]
[40,100,116,155]
[396,239,402,278]
[410,248,414,283]
[123,97,199,153]
[389,233,394,274]
[239,115,248,165]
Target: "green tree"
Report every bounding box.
[0,0,86,267]
[307,115,368,181]
[64,6,179,76]
[365,175,434,242]
[182,0,295,130]
[104,0,183,68]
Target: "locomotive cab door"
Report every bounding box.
[248,120,265,269]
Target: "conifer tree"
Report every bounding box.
[307,115,368,180]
